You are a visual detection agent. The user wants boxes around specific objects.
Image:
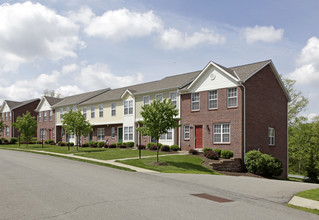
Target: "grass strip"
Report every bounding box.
[296,188,319,201]
[287,204,319,215]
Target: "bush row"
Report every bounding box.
[81,141,135,148]
[189,148,234,160]
[146,142,180,152]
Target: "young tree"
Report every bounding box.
[137,99,180,162]
[62,110,92,151]
[12,111,37,147]
[0,119,6,136]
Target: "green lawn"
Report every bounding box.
[287,204,319,215]
[118,155,220,174]
[296,188,319,201]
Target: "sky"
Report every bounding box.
[0,0,318,119]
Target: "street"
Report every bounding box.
[0,149,318,220]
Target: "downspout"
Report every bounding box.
[178,92,181,150]
[240,82,246,161]
[12,111,14,137]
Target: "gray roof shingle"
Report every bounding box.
[44,96,64,106]
[230,60,271,81]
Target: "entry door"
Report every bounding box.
[195,125,203,148]
[118,128,123,143]
[89,132,93,142]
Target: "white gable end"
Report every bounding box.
[189,65,239,93]
[38,99,52,112]
[2,103,10,112]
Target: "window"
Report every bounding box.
[52,128,55,138]
[124,126,133,141]
[160,129,173,140]
[72,106,77,112]
[111,127,116,138]
[170,92,177,107]
[38,112,42,122]
[83,107,87,119]
[5,112,7,121]
[91,105,95,118]
[213,123,230,143]
[184,125,190,140]
[9,112,11,120]
[40,129,46,140]
[124,100,133,115]
[43,111,47,121]
[191,93,200,111]
[6,127,9,136]
[268,127,275,146]
[208,90,218,109]
[143,96,150,106]
[227,88,238,108]
[111,103,116,116]
[97,128,105,141]
[60,108,63,119]
[155,94,163,102]
[66,107,70,112]
[99,104,104,117]
[49,110,53,121]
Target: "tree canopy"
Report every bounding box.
[62,110,92,151]
[12,111,37,147]
[0,119,6,136]
[137,98,180,162]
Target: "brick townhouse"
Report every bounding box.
[35,96,63,142]
[0,98,40,139]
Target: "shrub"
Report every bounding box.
[97,142,104,148]
[221,150,234,159]
[60,142,66,146]
[1,138,9,144]
[203,148,212,153]
[149,145,158,151]
[161,145,170,152]
[147,142,156,149]
[189,149,199,155]
[213,148,221,157]
[109,143,117,148]
[89,142,97,148]
[119,143,127,148]
[115,142,122,148]
[245,150,283,177]
[204,151,219,160]
[126,142,135,148]
[82,143,89,147]
[9,137,18,144]
[170,144,179,151]
[0,139,2,144]
[138,145,146,150]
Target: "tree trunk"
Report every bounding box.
[156,138,159,162]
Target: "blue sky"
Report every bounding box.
[0,0,318,118]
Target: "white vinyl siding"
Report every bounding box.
[60,108,63,119]
[111,103,116,116]
[91,105,95,118]
[124,126,133,141]
[213,123,230,143]
[143,96,150,106]
[184,125,190,140]
[227,88,238,108]
[170,92,177,107]
[124,100,133,115]
[208,90,218,109]
[191,93,200,111]
[97,128,105,141]
[99,104,104,117]
[268,127,275,146]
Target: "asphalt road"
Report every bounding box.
[0,149,318,220]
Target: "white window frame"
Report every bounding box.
[72,106,77,112]
[155,94,163,102]
[6,127,9,136]
[49,110,53,121]
[4,112,7,121]
[99,104,104,118]
[9,112,11,120]
[40,129,46,140]
[191,93,200,111]
[170,92,177,107]
[184,125,190,140]
[38,112,42,122]
[60,108,63,119]
[124,100,133,115]
[66,107,70,112]
[143,96,150,106]
[97,128,105,141]
[111,103,116,116]
[111,127,116,138]
[124,126,133,141]
[91,105,95,118]
[208,90,218,109]
[213,123,230,143]
[227,88,238,108]
[268,127,275,146]
[160,129,173,140]
[43,111,47,121]
[83,107,87,119]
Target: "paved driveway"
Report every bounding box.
[0,149,318,220]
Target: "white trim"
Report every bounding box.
[143,95,150,106]
[169,91,177,106]
[227,87,238,108]
[155,93,163,102]
[121,89,134,99]
[208,90,218,110]
[213,123,231,144]
[191,93,200,111]
[184,125,190,140]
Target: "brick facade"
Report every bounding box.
[37,110,56,142]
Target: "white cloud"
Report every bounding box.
[241,25,284,43]
[62,64,79,74]
[287,37,319,86]
[158,28,226,50]
[0,1,84,72]
[80,8,162,40]
[75,63,144,88]
[55,85,84,97]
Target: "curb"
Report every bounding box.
[288,196,319,210]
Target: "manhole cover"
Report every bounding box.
[191,193,233,203]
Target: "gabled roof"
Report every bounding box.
[45,96,64,106]
[79,71,200,105]
[230,60,271,81]
[0,98,40,112]
[52,88,110,108]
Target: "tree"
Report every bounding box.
[43,89,62,98]
[12,111,37,147]
[0,119,6,136]
[62,110,92,151]
[282,77,309,126]
[137,99,180,162]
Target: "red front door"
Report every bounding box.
[195,125,203,148]
[49,130,52,139]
